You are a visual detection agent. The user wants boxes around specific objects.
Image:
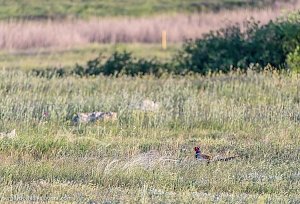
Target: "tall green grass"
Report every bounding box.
[0,69,299,202]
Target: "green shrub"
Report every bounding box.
[175,13,300,74]
[174,23,249,74]
[102,51,133,75]
[73,51,167,77]
[287,46,300,73]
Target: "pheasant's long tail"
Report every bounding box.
[213,155,239,162]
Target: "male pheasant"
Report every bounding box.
[194,146,238,163]
[194,146,212,161]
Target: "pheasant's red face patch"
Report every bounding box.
[194,147,200,152]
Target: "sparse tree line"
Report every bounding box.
[32,11,300,77]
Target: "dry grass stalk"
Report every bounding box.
[0,1,299,50]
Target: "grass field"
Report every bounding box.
[1,0,299,202]
[0,69,299,202]
[0,0,289,19]
[0,43,179,70]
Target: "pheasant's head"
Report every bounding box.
[194,146,201,159]
[194,146,200,153]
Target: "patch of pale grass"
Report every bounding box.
[0,1,299,50]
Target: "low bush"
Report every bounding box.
[287,46,300,73]
[174,11,300,74]
[72,51,167,77]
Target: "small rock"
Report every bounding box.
[72,112,117,124]
[132,99,160,111]
[0,129,17,139]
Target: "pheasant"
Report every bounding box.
[194,146,212,161]
[194,146,238,163]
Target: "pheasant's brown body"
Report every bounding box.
[200,154,211,160]
[194,146,238,163]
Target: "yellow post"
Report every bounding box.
[162,30,167,50]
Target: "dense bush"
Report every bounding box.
[174,12,300,74]
[73,51,166,77]
[287,46,300,73]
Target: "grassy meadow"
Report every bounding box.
[0,0,287,19]
[0,43,179,70]
[0,0,300,203]
[0,69,300,202]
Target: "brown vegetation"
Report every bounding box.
[0,1,299,50]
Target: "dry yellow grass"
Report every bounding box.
[0,1,299,50]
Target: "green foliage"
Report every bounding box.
[73,51,166,76]
[175,16,300,74]
[287,46,300,73]
[102,51,133,75]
